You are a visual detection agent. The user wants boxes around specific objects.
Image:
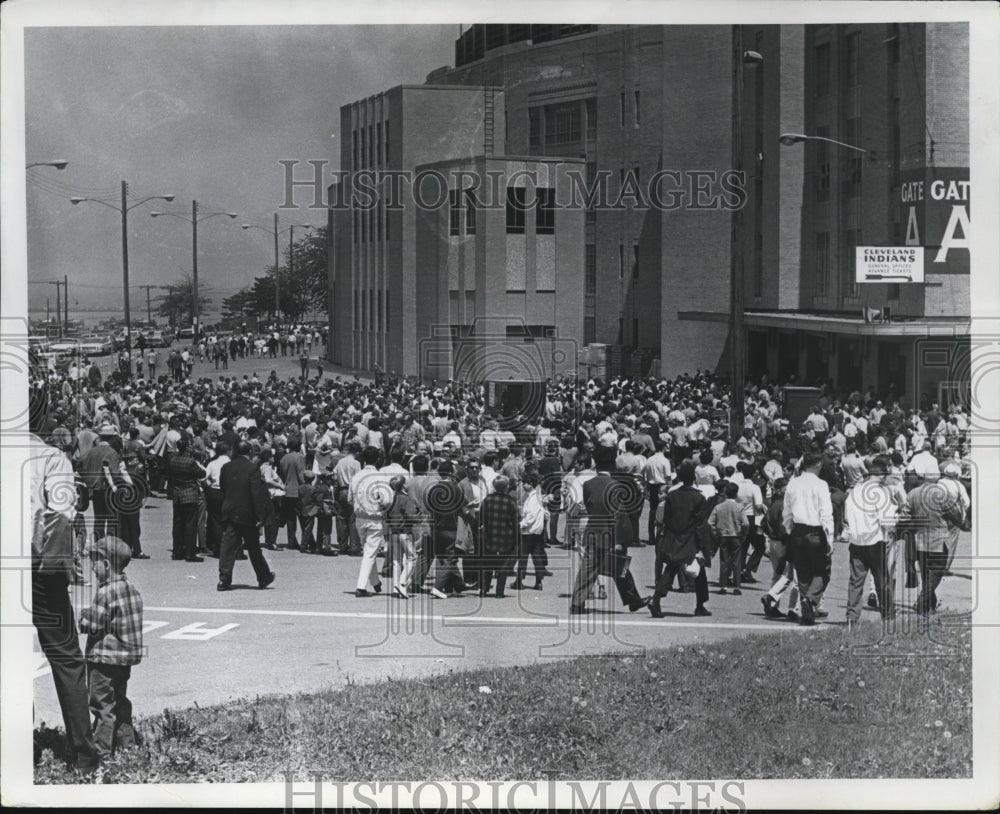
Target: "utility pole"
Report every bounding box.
[139,284,170,325]
[47,280,63,337]
[274,212,280,324]
[729,30,762,437]
[192,199,199,337]
[122,180,133,372]
[63,274,69,334]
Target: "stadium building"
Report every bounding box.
[328,23,969,406]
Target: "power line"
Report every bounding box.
[25,169,119,197]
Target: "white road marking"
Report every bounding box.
[160,622,239,640]
[143,605,826,632]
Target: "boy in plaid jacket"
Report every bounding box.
[78,536,144,758]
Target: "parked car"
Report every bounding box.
[48,339,79,355]
[178,327,196,341]
[143,330,172,348]
[75,335,115,356]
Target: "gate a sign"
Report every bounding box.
[898,167,970,275]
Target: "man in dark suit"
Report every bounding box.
[569,444,649,614]
[217,441,276,591]
[649,462,712,617]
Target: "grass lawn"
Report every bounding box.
[35,619,972,784]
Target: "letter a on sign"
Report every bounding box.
[905,207,921,246]
[934,205,970,263]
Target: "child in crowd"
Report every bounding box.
[78,536,144,759]
[708,481,748,595]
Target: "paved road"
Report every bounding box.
[31,498,973,727]
[145,341,372,384]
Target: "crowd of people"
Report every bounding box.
[29,352,974,770]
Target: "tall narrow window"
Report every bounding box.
[586,161,597,225]
[449,189,461,236]
[384,121,390,162]
[619,91,625,127]
[843,229,861,297]
[529,108,541,152]
[536,187,555,234]
[633,318,639,348]
[619,243,625,279]
[585,244,596,294]
[816,232,830,295]
[633,90,640,126]
[352,130,358,170]
[584,316,596,345]
[753,233,764,297]
[465,189,477,235]
[844,118,862,197]
[816,125,831,202]
[815,43,830,97]
[354,290,359,328]
[585,98,597,140]
[844,31,861,87]
[506,186,526,234]
[376,122,382,166]
[385,290,390,331]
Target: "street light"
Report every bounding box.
[150,200,238,337]
[27,159,69,169]
[779,133,867,153]
[729,36,764,436]
[242,216,314,325]
[70,182,174,378]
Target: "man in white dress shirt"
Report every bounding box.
[782,452,834,625]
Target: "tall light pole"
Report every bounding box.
[27,162,70,334]
[243,216,313,325]
[71,182,174,378]
[729,32,763,436]
[150,200,238,337]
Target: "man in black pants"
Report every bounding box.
[30,417,100,774]
[217,441,276,591]
[649,462,712,618]
[167,436,206,562]
[569,444,649,614]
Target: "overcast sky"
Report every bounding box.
[24,25,457,318]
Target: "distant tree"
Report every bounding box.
[156,276,210,327]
